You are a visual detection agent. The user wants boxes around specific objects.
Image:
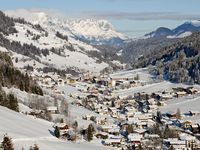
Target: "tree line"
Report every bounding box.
[0,52,43,95]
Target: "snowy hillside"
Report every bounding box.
[0,9,128,74]
[0,106,115,150]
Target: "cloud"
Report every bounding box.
[74,11,200,21]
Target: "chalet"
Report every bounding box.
[53,123,69,136]
[43,75,54,84]
[47,106,58,114]
[98,108,109,116]
[120,122,131,129]
[28,110,44,117]
[129,80,137,87]
[180,133,196,149]
[147,98,157,105]
[176,91,187,97]
[95,117,106,125]
[186,87,198,94]
[128,133,143,145]
[108,128,120,136]
[161,94,173,100]
[144,134,160,140]
[101,124,118,133]
[83,114,93,121]
[189,124,200,134]
[103,138,121,147]
[126,111,134,118]
[108,107,120,118]
[96,132,108,139]
[87,94,98,100]
[59,79,65,86]
[67,77,77,84]
[164,138,186,150]
[134,129,147,137]
[109,79,116,87]
[179,120,192,129]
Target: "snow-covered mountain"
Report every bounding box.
[0,10,125,74]
[145,20,200,38]
[5,9,127,46]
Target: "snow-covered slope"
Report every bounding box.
[2,10,116,73]
[0,106,115,150]
[6,9,127,46]
[0,9,127,73]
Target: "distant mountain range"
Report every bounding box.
[5,9,127,46]
[120,20,200,63]
[145,20,200,38]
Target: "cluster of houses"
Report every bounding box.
[68,74,200,149]
[22,64,200,149]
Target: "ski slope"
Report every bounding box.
[0,106,115,150]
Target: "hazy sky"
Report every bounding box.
[1,0,200,38]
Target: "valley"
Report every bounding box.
[0,8,200,150]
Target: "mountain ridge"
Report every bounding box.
[5,9,127,46]
[145,20,200,38]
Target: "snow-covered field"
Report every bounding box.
[161,93,200,123]
[0,106,115,150]
[113,81,189,96]
[110,68,154,83]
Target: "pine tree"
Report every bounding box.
[126,125,134,134]
[2,135,14,150]
[87,124,93,142]
[72,121,78,129]
[138,144,143,150]
[33,144,39,150]
[111,100,115,107]
[163,125,170,138]
[54,126,60,138]
[29,146,33,150]
[19,81,24,91]
[8,93,19,112]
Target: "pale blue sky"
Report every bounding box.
[1,0,200,37]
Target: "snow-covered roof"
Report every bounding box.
[47,106,57,111]
[128,133,142,141]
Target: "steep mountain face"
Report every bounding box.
[0,10,125,74]
[145,20,200,38]
[134,32,200,84]
[5,9,127,46]
[68,19,127,46]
